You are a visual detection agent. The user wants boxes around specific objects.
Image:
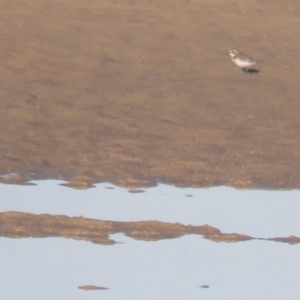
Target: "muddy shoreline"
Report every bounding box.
[1,0,300,189]
[1,211,299,245]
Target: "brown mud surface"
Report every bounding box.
[1,211,299,245]
[1,0,300,188]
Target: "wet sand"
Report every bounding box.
[1,0,300,188]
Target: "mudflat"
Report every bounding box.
[1,0,300,189]
[2,211,299,245]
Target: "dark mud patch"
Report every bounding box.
[200,285,210,289]
[78,285,109,291]
[128,189,145,193]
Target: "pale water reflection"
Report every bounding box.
[1,180,300,237]
[1,234,299,300]
[1,181,300,300]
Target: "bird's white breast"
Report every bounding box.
[233,57,256,68]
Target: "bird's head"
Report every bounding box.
[229,49,238,57]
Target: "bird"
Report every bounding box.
[228,49,261,73]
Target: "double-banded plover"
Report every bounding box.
[229,49,262,73]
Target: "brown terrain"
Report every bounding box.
[0,0,300,189]
[1,211,299,245]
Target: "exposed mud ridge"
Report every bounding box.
[1,0,300,189]
[1,212,299,245]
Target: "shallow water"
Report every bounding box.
[1,232,300,300]
[1,180,300,237]
[1,181,300,299]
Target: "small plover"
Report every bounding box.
[228,49,261,72]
